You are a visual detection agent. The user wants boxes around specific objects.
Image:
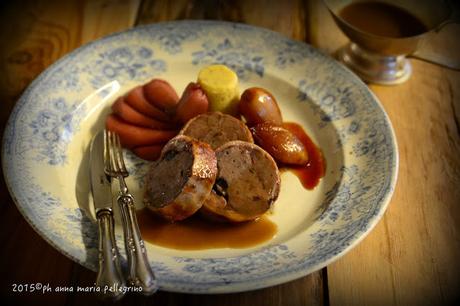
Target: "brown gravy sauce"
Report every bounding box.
[339,1,427,38]
[137,209,277,250]
[282,122,326,189]
[137,122,324,250]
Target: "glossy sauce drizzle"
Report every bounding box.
[137,209,277,250]
[282,122,326,189]
[339,1,427,38]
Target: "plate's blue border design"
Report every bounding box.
[27,97,85,165]
[2,20,398,293]
[192,38,265,80]
[146,23,205,54]
[84,46,167,89]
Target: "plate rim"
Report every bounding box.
[1,19,399,293]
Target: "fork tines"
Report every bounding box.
[104,130,128,178]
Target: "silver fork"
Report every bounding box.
[104,129,158,295]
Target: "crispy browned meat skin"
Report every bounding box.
[144,135,217,221]
[201,141,280,222]
[180,112,253,150]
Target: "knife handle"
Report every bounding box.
[96,209,126,301]
[118,194,158,295]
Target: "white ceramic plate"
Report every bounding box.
[2,21,398,293]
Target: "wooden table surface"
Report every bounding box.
[1,1,459,305]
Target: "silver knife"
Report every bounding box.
[89,131,126,300]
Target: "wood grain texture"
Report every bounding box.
[66,267,324,306]
[327,64,460,306]
[306,0,347,54]
[137,0,308,40]
[0,204,74,305]
[309,1,460,305]
[0,0,138,304]
[1,1,84,302]
[81,0,141,44]
[0,0,82,118]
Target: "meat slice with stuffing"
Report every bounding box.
[180,112,253,149]
[200,141,280,222]
[144,135,217,221]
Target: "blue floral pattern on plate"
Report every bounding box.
[84,46,166,89]
[28,98,85,165]
[192,38,265,80]
[2,21,398,294]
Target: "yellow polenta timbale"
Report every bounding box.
[197,65,240,115]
